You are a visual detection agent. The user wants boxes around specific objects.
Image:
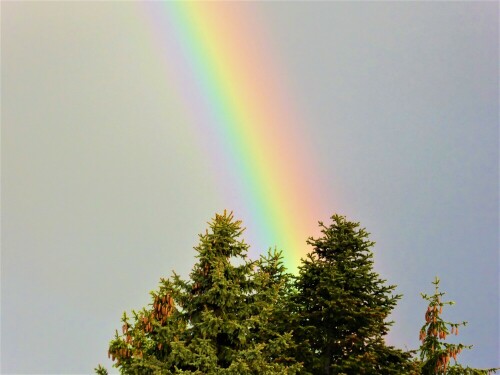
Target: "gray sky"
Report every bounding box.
[2,2,498,373]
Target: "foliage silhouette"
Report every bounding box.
[291,214,417,374]
[96,212,496,375]
[99,211,300,374]
[418,277,498,375]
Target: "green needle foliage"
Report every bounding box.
[291,214,417,374]
[100,211,301,374]
[418,277,498,375]
[97,211,496,375]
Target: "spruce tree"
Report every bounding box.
[292,214,416,374]
[99,211,301,374]
[418,277,498,375]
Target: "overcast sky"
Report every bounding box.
[2,2,498,373]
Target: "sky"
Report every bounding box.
[2,1,498,373]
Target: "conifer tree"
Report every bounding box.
[98,211,301,374]
[418,277,498,375]
[292,214,416,374]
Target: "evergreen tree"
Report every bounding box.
[292,214,416,374]
[418,277,498,375]
[99,211,301,374]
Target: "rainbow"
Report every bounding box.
[139,2,328,271]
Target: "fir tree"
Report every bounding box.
[418,277,498,375]
[99,211,301,374]
[292,214,416,374]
